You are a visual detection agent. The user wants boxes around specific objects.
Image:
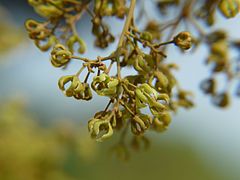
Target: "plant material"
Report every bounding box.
[25,0,240,157]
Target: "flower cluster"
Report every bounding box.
[26,0,240,158]
[58,75,92,100]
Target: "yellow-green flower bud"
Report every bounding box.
[34,4,63,18]
[67,35,86,54]
[88,111,114,142]
[177,90,194,108]
[25,19,51,40]
[133,54,150,74]
[34,35,57,51]
[51,44,72,67]
[91,73,119,97]
[28,0,43,6]
[154,71,169,89]
[135,83,168,114]
[152,112,171,132]
[131,114,152,135]
[140,31,153,42]
[218,0,240,18]
[58,75,92,101]
[210,40,228,58]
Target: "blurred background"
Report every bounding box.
[0,0,240,179]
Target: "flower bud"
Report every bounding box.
[88,111,115,142]
[152,112,171,132]
[33,4,63,18]
[135,83,168,114]
[51,44,72,67]
[140,31,153,42]
[177,90,194,108]
[58,75,92,101]
[131,114,152,135]
[218,0,240,18]
[133,54,150,74]
[173,31,192,50]
[67,35,86,54]
[28,0,43,6]
[154,71,169,89]
[91,73,119,97]
[211,40,228,57]
[25,19,51,40]
[34,35,57,51]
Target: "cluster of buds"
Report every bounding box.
[87,79,172,140]
[25,0,195,147]
[193,1,240,108]
[26,0,91,54]
[25,0,240,155]
[88,110,122,142]
[94,0,127,18]
[58,75,92,101]
[91,17,115,48]
[200,30,231,108]
[135,83,169,114]
[28,0,63,18]
[25,19,51,40]
[91,73,119,97]
[25,19,57,51]
[91,0,128,48]
[196,0,240,26]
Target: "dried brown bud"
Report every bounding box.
[173,31,192,50]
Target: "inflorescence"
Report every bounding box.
[25,0,240,150]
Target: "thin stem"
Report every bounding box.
[154,40,174,48]
[116,0,136,79]
[72,54,114,62]
[127,82,137,88]
[86,7,95,18]
[76,66,85,76]
[86,6,107,33]
[68,12,83,36]
[104,99,113,112]
[165,18,181,44]
[106,60,114,74]
[126,32,167,57]
[117,0,136,48]
[84,72,90,83]
[71,56,90,62]
[120,101,135,116]
[47,0,66,12]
